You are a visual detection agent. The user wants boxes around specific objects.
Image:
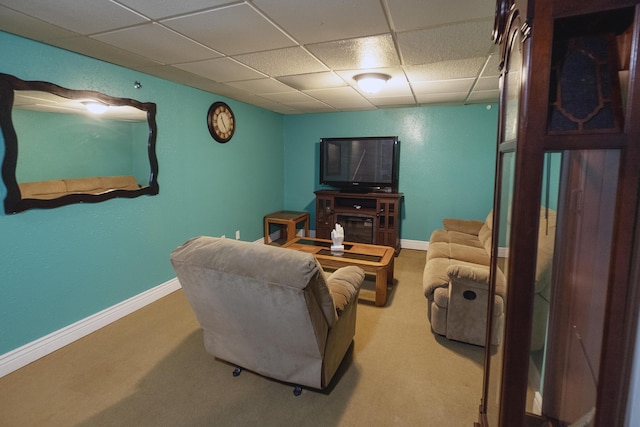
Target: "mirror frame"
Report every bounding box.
[0,73,158,214]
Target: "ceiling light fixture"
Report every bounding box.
[83,101,109,114]
[353,73,391,94]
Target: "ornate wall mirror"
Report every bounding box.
[0,73,158,214]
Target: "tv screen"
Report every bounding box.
[319,136,399,192]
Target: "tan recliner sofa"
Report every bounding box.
[19,175,140,199]
[170,236,365,393]
[423,208,555,348]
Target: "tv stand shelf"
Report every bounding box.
[315,190,403,254]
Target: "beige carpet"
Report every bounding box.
[0,249,485,426]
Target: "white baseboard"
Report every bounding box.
[400,239,429,251]
[0,278,181,378]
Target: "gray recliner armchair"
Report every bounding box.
[170,236,365,394]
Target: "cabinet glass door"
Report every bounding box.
[483,8,523,424]
[485,150,515,425]
[526,149,619,426]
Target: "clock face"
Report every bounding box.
[207,101,235,143]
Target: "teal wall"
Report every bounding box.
[0,32,285,354]
[283,105,498,241]
[0,30,497,356]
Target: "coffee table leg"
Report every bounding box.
[375,269,388,306]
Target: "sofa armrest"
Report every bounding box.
[448,263,490,286]
[326,266,365,312]
[447,263,506,298]
[442,218,484,235]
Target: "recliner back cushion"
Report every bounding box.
[171,236,338,326]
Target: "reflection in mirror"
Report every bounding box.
[0,73,158,213]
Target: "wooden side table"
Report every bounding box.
[264,210,309,245]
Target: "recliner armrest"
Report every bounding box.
[447,263,506,298]
[326,266,365,313]
[447,264,490,286]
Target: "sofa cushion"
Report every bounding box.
[425,241,451,261]
[448,243,490,265]
[442,218,484,235]
[446,231,486,248]
[428,228,450,244]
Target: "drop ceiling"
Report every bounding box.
[0,0,500,114]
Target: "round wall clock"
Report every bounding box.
[207,101,235,143]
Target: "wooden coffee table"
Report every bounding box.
[282,237,395,306]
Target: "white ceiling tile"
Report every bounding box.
[258,92,316,103]
[367,95,417,107]
[227,79,295,95]
[417,92,468,104]
[412,79,474,95]
[92,23,221,65]
[405,57,487,82]
[304,86,363,100]
[307,34,400,70]
[132,64,228,89]
[328,101,377,111]
[1,0,501,113]
[473,76,499,91]
[285,99,334,112]
[233,47,328,77]
[386,0,495,31]
[266,105,301,115]
[51,37,161,68]
[0,0,148,34]
[0,6,79,40]
[175,58,266,82]
[467,89,500,103]
[356,78,413,97]
[276,72,348,91]
[481,53,502,77]
[212,87,260,103]
[398,19,494,65]
[253,0,389,44]
[162,4,295,55]
[116,0,232,20]
[303,87,375,110]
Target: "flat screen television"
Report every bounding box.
[319,136,400,193]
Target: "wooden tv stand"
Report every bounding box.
[314,190,403,254]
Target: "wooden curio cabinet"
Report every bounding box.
[478,1,640,426]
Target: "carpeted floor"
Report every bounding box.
[0,249,485,426]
